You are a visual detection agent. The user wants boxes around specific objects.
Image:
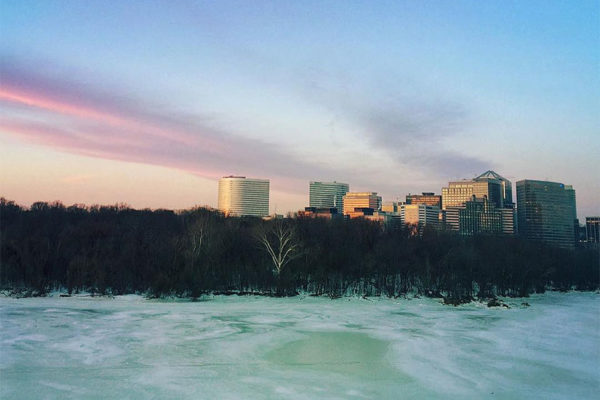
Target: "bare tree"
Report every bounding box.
[188,217,209,261]
[180,208,214,262]
[177,209,215,297]
[257,220,300,275]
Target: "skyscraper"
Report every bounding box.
[218,176,270,217]
[309,181,349,211]
[516,180,577,248]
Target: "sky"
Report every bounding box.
[0,0,598,218]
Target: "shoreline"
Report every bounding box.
[2,287,597,308]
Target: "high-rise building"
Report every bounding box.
[444,197,504,235]
[406,192,442,208]
[586,217,600,243]
[309,181,349,211]
[342,192,382,215]
[442,170,512,210]
[400,204,440,231]
[516,180,577,248]
[218,176,270,217]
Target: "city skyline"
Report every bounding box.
[1,1,598,219]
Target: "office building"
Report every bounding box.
[445,197,504,235]
[442,170,512,210]
[400,204,440,232]
[444,207,460,232]
[500,206,516,235]
[381,201,399,214]
[516,180,577,248]
[218,176,270,217]
[586,217,600,243]
[309,181,349,211]
[442,180,476,210]
[343,192,382,215]
[406,192,442,208]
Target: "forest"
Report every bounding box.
[1,198,598,302]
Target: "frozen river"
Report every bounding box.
[1,292,598,399]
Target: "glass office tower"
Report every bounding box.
[309,181,349,211]
[516,180,577,248]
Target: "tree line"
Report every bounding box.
[1,198,598,301]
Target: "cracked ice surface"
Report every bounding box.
[1,292,598,399]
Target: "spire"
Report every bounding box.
[475,170,508,181]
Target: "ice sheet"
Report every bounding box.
[1,293,598,399]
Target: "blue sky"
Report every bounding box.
[1,0,598,217]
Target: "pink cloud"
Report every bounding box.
[0,60,346,191]
[0,86,222,150]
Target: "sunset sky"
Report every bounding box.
[1,1,598,218]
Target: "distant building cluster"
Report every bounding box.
[217,171,593,248]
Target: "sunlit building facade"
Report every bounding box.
[406,192,442,208]
[342,192,382,215]
[381,201,399,214]
[218,176,270,217]
[442,179,503,210]
[442,170,512,210]
[346,208,386,222]
[400,204,440,232]
[442,180,475,210]
[516,180,577,248]
[298,207,341,219]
